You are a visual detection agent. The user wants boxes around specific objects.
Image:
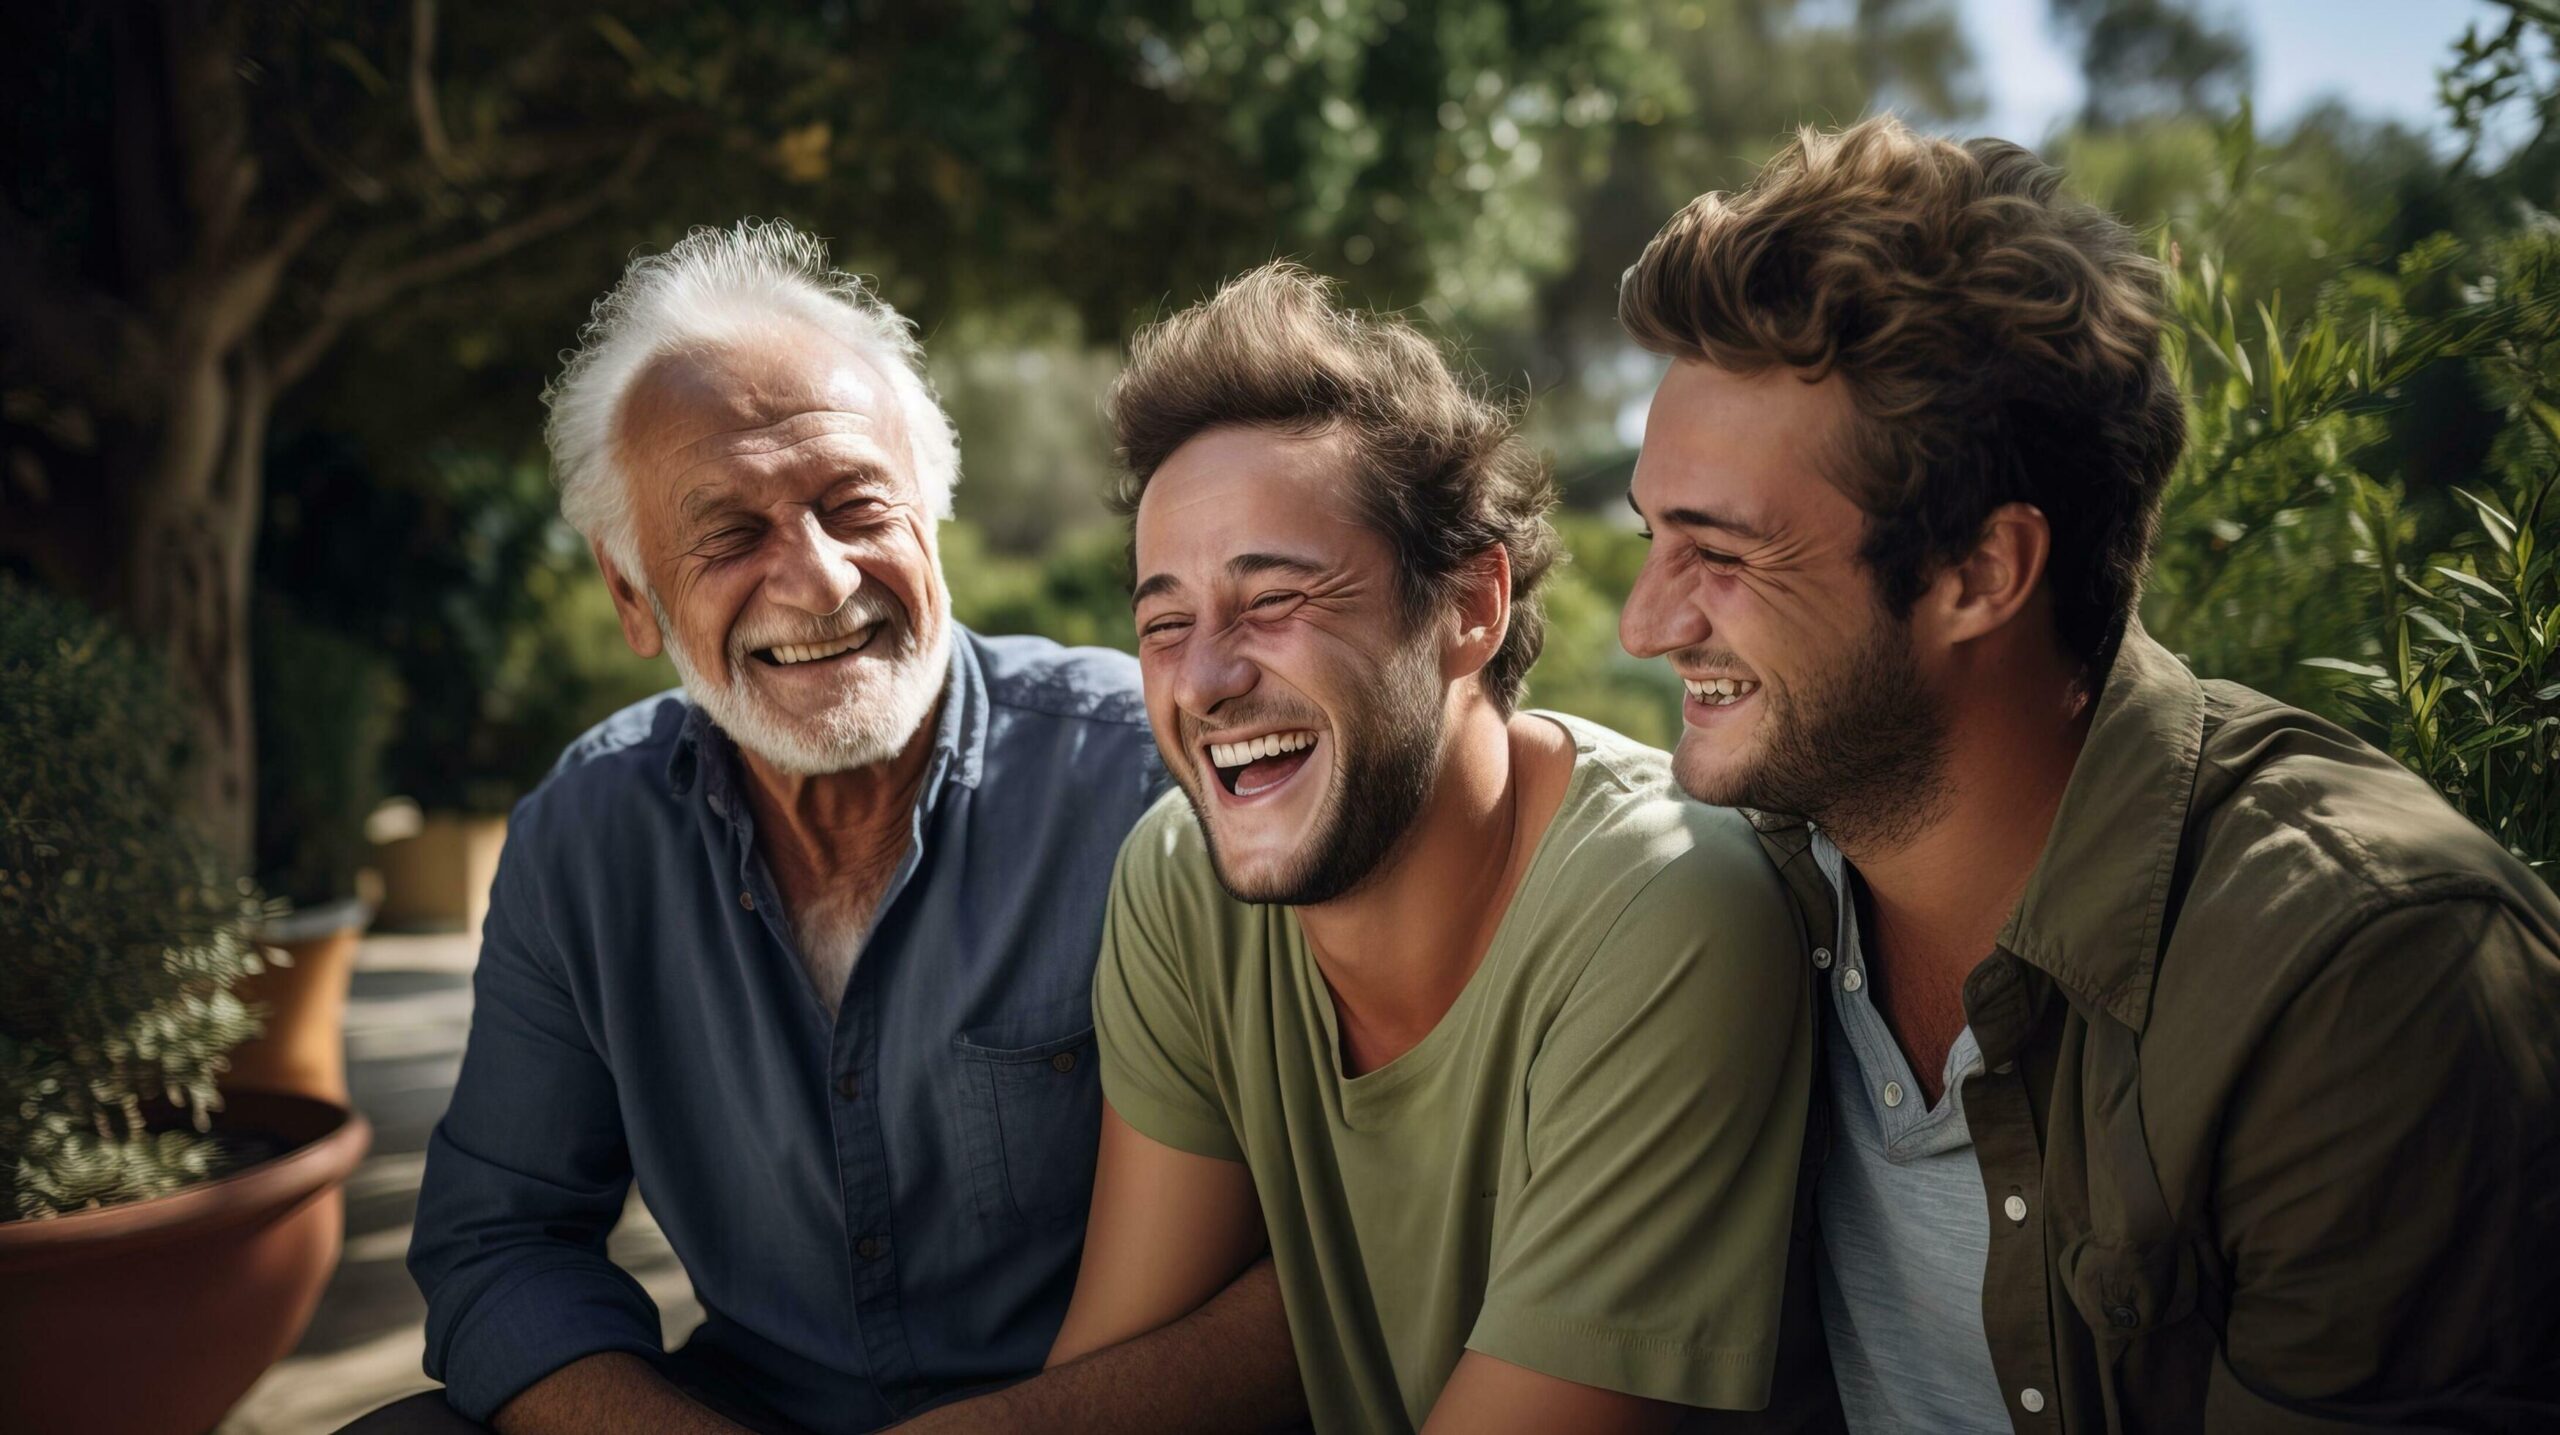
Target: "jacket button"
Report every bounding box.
[2019,1388,2046,1414]
[1812,947,1833,969]
[2109,1304,2141,1329]
[856,1236,884,1259]
[738,891,755,911]
[836,1071,859,1100]
[1051,1050,1078,1073]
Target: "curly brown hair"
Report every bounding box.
[1109,262,1561,713]
[1619,115,2186,672]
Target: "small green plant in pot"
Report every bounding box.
[0,575,374,1435]
[0,575,267,1218]
[239,598,403,1102]
[253,598,402,916]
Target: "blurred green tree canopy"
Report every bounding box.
[6,0,2554,878]
[0,0,1978,852]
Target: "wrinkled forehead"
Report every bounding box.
[613,328,911,496]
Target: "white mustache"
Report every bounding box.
[731,592,902,659]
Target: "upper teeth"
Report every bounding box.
[1209,731,1317,768]
[1683,677,1760,705]
[768,628,872,665]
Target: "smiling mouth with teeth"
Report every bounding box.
[1205,729,1319,798]
[752,624,880,668]
[1683,676,1762,707]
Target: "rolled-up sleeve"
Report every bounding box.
[407,813,663,1421]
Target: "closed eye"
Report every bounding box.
[695,526,758,558]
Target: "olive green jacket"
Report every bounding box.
[1753,625,2560,1433]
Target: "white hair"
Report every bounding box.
[542,219,960,577]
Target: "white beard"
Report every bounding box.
[651,583,950,776]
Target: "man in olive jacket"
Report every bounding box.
[1615,115,2560,1431]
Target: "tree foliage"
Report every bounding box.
[2132,85,2560,874]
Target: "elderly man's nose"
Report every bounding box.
[766,512,860,614]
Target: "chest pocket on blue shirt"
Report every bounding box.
[952,1022,1101,1228]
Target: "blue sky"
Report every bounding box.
[1962,0,2510,143]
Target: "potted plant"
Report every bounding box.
[235,599,403,1102]
[0,577,372,1435]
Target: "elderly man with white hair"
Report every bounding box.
[360,223,1299,1434]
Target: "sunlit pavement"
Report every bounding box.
[217,934,704,1435]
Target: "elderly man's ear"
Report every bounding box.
[594,538,666,660]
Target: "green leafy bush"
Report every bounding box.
[254,599,404,909]
[2141,110,2560,879]
[0,578,267,1220]
[2313,471,2560,873]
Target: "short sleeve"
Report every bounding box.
[1467,838,1816,1410]
[1091,801,1245,1163]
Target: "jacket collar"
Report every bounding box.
[1996,623,2208,1032]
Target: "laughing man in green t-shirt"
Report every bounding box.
[1014,264,1832,1435]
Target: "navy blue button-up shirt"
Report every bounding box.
[410,629,1166,1432]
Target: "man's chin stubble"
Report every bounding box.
[1676,724,1951,855]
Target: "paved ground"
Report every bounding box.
[217,934,703,1435]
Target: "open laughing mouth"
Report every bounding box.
[1681,675,1762,721]
[1204,729,1320,801]
[748,623,882,671]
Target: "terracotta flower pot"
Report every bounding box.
[228,897,373,1104]
[0,1090,372,1435]
[373,811,508,935]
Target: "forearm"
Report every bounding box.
[899,1258,1303,1434]
[492,1352,749,1435]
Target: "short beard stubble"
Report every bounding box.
[1187,636,1446,908]
[1679,603,1953,855]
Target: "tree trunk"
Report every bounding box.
[111,342,265,869]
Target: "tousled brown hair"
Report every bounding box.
[1109,263,1560,712]
[1620,115,2185,671]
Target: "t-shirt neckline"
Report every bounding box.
[1301,713,1605,1107]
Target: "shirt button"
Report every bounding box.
[1050,1050,1078,1074]
[1881,1081,1904,1108]
[1812,947,1833,969]
[2004,1194,2028,1224]
[836,1071,859,1100]
[738,891,755,911]
[2020,1388,2046,1414]
[1841,968,1864,993]
[856,1236,884,1260]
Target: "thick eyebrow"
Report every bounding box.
[1626,488,1773,543]
[1131,550,1329,607]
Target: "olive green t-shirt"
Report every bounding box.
[1093,714,1816,1433]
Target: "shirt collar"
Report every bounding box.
[663,625,992,805]
[1996,622,2208,1033]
